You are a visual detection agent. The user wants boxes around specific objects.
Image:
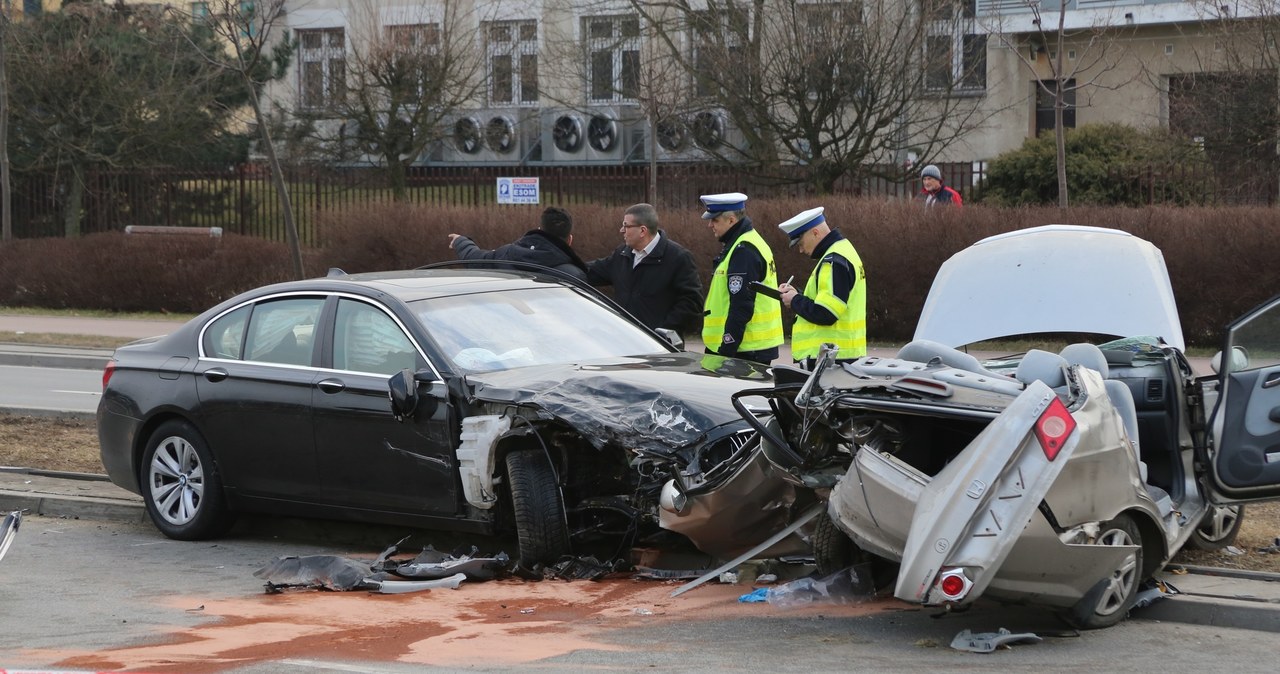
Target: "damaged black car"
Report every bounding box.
[97,265,774,565]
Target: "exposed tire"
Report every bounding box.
[505,449,571,567]
[812,511,898,591]
[140,420,235,541]
[1186,504,1244,551]
[1064,514,1143,630]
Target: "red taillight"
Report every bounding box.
[937,568,972,601]
[1033,396,1076,461]
[102,360,116,390]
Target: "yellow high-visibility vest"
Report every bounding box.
[702,229,784,353]
[791,237,866,360]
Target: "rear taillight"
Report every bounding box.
[102,360,116,390]
[1033,396,1076,461]
[936,567,972,601]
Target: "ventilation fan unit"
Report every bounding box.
[542,107,639,163]
[434,109,540,164]
[336,113,424,166]
[648,108,747,163]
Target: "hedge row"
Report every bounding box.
[1,199,1276,347]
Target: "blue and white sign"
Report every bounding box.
[496,177,540,205]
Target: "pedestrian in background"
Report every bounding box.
[699,192,783,365]
[585,203,703,338]
[777,206,866,367]
[920,164,963,208]
[448,206,588,282]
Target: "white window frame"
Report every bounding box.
[689,3,750,98]
[298,27,347,110]
[385,23,441,100]
[923,0,987,94]
[583,14,641,104]
[485,20,539,106]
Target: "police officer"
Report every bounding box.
[699,192,784,365]
[777,207,866,366]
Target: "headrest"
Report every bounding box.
[1059,342,1109,378]
[1016,349,1068,387]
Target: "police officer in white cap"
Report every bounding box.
[699,192,783,365]
[777,206,866,366]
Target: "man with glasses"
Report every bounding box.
[699,192,783,365]
[585,203,703,338]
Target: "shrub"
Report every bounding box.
[978,124,1216,206]
[3,198,1276,348]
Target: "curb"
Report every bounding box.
[0,467,146,525]
[1173,563,1280,584]
[0,346,110,371]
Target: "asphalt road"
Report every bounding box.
[1,514,1277,673]
[0,363,102,414]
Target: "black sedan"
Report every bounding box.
[97,267,771,564]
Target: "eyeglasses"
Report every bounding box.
[621,221,645,229]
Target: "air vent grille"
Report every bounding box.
[1146,379,1164,402]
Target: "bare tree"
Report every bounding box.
[984,3,1137,207]
[177,0,304,278]
[1,1,11,243]
[314,0,488,200]
[626,0,997,194]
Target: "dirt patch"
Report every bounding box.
[23,578,898,672]
[0,413,104,474]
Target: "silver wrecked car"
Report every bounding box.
[734,224,1280,628]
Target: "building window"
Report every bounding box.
[190,2,209,22]
[298,28,346,110]
[486,20,538,105]
[1035,79,1075,136]
[689,4,750,98]
[583,15,640,103]
[923,0,986,93]
[797,2,862,97]
[385,23,440,100]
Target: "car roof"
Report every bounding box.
[263,269,571,303]
[914,225,1186,352]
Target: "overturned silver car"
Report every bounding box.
[732,225,1280,628]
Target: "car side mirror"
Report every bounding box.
[388,368,439,421]
[655,327,684,350]
[1210,346,1249,374]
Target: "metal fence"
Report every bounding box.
[2,159,1262,243]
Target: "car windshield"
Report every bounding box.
[410,286,670,372]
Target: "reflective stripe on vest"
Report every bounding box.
[791,238,866,360]
[702,230,784,352]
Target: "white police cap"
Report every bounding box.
[777,207,826,247]
[699,192,748,219]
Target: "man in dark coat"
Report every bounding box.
[920,164,963,208]
[586,203,703,337]
[448,207,589,282]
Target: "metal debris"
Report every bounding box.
[949,628,1042,653]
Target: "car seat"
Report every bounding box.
[1060,343,1147,482]
[1014,349,1068,388]
[897,339,1010,379]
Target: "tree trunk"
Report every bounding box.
[0,14,11,243]
[1055,78,1068,208]
[389,158,408,201]
[63,163,85,238]
[247,81,304,279]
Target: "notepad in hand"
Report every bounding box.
[749,281,782,300]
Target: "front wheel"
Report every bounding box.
[1064,514,1143,630]
[140,420,235,541]
[1186,504,1244,551]
[505,449,570,567]
[812,511,898,591]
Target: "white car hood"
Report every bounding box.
[914,225,1185,352]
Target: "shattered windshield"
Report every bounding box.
[410,287,670,373]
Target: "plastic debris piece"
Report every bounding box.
[519,608,535,614]
[738,588,769,603]
[1133,587,1166,609]
[1258,537,1280,554]
[371,572,466,594]
[1223,545,1245,556]
[764,566,874,607]
[756,573,778,584]
[0,511,21,563]
[633,607,655,615]
[719,571,739,584]
[949,628,1042,653]
[634,567,709,581]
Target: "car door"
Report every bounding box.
[195,295,324,500]
[1206,293,1280,501]
[311,297,457,515]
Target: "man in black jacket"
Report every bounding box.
[586,203,703,337]
[448,207,589,282]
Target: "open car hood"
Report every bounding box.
[915,225,1185,352]
[466,352,771,455]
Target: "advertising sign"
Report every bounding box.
[496,177,540,204]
